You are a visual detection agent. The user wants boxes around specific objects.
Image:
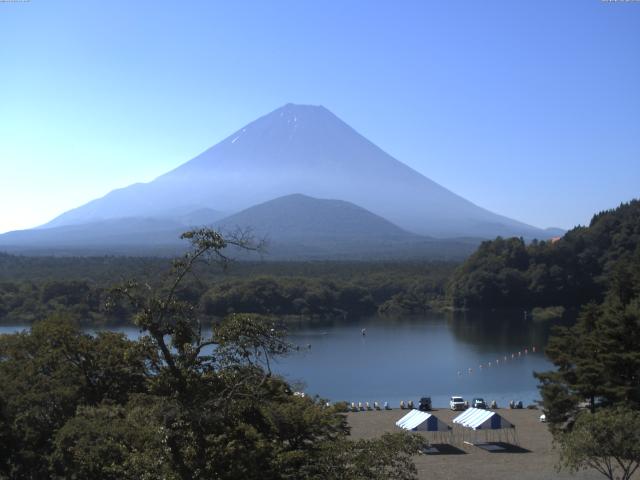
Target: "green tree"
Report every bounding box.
[536,240,640,480]
[0,314,151,479]
[535,303,605,427]
[556,407,640,480]
[297,433,422,480]
[448,199,640,309]
[536,253,640,431]
[51,228,421,480]
[0,229,422,479]
[51,402,170,480]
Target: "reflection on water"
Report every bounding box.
[277,310,567,407]
[0,311,568,408]
[447,309,571,353]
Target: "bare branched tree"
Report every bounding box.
[108,228,284,399]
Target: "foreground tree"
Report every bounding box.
[0,229,421,479]
[0,315,151,479]
[537,248,640,479]
[299,433,422,480]
[535,249,640,431]
[556,407,640,480]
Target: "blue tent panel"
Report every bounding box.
[491,413,501,429]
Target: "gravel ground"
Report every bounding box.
[347,408,617,480]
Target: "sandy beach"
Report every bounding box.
[347,407,611,480]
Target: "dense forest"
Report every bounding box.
[0,256,455,326]
[0,230,421,479]
[1,203,639,478]
[532,210,640,480]
[2,200,639,327]
[536,244,640,425]
[448,200,640,309]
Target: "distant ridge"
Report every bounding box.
[215,193,415,242]
[0,194,479,259]
[211,194,478,260]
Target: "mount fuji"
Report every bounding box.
[0,103,557,257]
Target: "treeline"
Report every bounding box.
[0,259,456,326]
[533,216,640,479]
[0,229,421,479]
[0,317,420,479]
[0,229,424,480]
[201,274,449,317]
[0,281,110,326]
[0,253,169,284]
[448,199,640,309]
[536,245,640,426]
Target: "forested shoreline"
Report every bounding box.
[1,201,639,327]
[0,230,422,479]
[448,200,640,309]
[1,202,639,479]
[0,257,455,326]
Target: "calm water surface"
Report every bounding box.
[0,310,562,408]
[277,311,560,408]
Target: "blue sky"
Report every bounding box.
[1,0,638,233]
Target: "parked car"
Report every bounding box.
[449,396,466,411]
[472,397,487,409]
[418,396,432,411]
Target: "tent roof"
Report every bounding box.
[452,408,514,430]
[395,409,450,432]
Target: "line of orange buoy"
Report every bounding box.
[457,346,538,376]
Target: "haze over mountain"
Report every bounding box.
[0,103,563,258]
[215,194,413,242]
[0,194,478,259]
[0,217,188,255]
[40,104,554,239]
[212,194,479,260]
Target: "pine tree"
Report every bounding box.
[536,251,640,430]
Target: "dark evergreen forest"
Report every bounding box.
[448,200,640,309]
[0,256,455,325]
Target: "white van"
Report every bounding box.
[449,396,466,411]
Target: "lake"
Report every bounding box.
[0,310,561,408]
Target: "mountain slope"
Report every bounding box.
[215,194,414,242]
[0,194,479,259]
[0,218,187,255]
[41,103,552,239]
[0,209,222,255]
[212,194,477,260]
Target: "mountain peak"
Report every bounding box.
[279,102,327,112]
[263,103,333,125]
[38,104,553,239]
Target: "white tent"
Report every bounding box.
[395,409,451,445]
[452,408,517,446]
[396,409,450,432]
[453,408,514,430]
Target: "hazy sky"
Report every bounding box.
[1,0,638,234]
